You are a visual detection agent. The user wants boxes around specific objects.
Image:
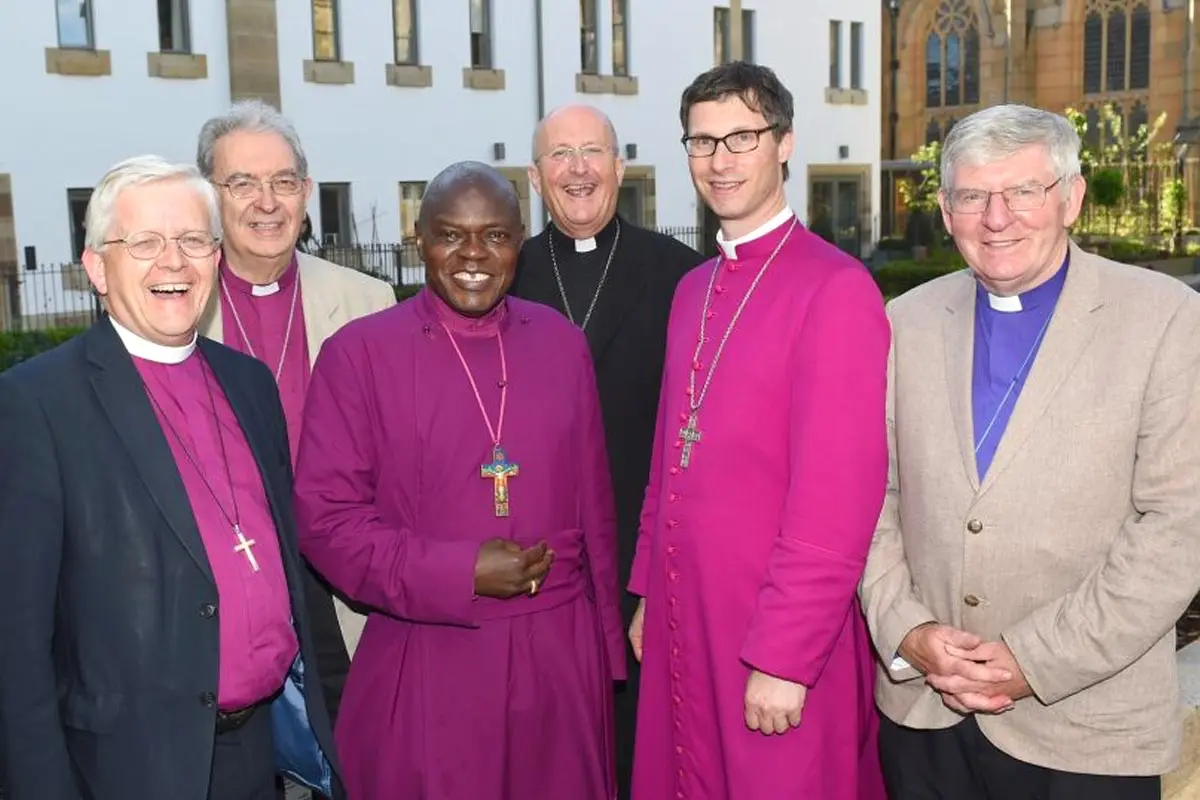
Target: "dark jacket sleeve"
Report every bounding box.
[0,373,84,800]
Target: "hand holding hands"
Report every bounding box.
[473,538,554,599]
[899,623,1030,714]
[744,670,807,736]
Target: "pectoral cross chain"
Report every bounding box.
[679,413,702,468]
[481,445,520,517]
[233,524,260,572]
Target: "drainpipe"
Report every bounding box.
[1184,0,1194,125]
[532,0,546,230]
[1003,0,1012,103]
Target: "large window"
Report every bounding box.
[312,0,340,62]
[470,0,493,69]
[393,0,418,65]
[580,0,599,74]
[612,0,629,76]
[925,0,980,108]
[57,0,95,49]
[1083,0,1150,95]
[157,0,190,53]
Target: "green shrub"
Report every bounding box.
[395,283,423,302]
[0,328,86,372]
[873,258,964,299]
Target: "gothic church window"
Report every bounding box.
[925,0,980,109]
[1083,0,1150,95]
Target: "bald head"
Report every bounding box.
[531,105,619,162]
[418,160,520,236]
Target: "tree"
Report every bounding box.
[898,141,943,250]
[1088,167,1125,236]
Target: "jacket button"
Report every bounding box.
[199,691,216,708]
[964,594,981,607]
[199,603,217,618]
[966,519,983,534]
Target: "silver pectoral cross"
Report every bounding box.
[678,412,702,468]
[233,524,260,572]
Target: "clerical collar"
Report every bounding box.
[716,207,795,260]
[979,252,1070,314]
[420,285,510,338]
[109,315,197,364]
[220,253,299,297]
[551,215,619,255]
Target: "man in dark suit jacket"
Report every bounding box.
[0,156,341,800]
[511,104,706,798]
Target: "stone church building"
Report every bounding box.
[881,0,1198,235]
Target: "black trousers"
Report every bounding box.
[879,715,1161,800]
[208,708,277,800]
[614,661,640,800]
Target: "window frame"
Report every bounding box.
[611,0,629,77]
[312,0,341,63]
[469,0,493,69]
[57,0,96,50]
[393,0,419,65]
[829,20,842,89]
[157,0,192,54]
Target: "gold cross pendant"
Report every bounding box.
[481,445,519,517]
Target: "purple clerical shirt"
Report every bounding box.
[972,257,1069,478]
[133,349,298,711]
[218,255,311,466]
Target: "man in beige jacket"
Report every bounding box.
[195,102,396,727]
[860,103,1200,799]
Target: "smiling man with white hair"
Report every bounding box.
[860,103,1200,799]
[0,155,341,800]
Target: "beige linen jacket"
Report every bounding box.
[199,251,397,656]
[860,242,1200,776]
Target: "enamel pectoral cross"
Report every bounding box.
[481,444,519,517]
[233,524,260,572]
[679,413,702,468]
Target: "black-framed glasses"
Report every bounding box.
[682,125,777,158]
[213,174,305,200]
[947,177,1065,214]
[102,230,221,260]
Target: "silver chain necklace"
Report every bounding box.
[547,218,621,331]
[678,217,798,468]
[220,273,301,383]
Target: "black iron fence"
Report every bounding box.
[1,226,709,332]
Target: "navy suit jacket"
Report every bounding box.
[0,319,342,800]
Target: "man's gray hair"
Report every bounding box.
[84,156,221,252]
[941,104,1082,189]
[196,99,309,179]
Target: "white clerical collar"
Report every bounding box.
[109,316,196,364]
[987,293,1023,312]
[251,281,280,296]
[574,236,597,253]
[716,207,795,259]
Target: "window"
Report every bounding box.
[470,0,492,69]
[67,188,92,259]
[829,21,842,89]
[399,182,425,242]
[925,0,980,108]
[318,183,353,246]
[393,0,418,65]
[57,0,95,49]
[850,22,863,90]
[312,0,340,62]
[1083,0,1150,95]
[713,7,754,65]
[612,0,629,76]
[157,0,190,53]
[581,0,599,74]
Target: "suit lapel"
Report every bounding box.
[85,322,215,584]
[942,274,981,491]
[978,246,1103,495]
[298,255,339,369]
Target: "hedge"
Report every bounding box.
[0,328,86,372]
[872,257,965,299]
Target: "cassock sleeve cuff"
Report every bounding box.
[402,538,481,627]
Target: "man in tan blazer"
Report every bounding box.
[860,103,1200,800]
[195,101,396,707]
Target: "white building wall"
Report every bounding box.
[0,0,881,266]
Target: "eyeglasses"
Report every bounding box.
[947,177,1064,214]
[214,174,305,200]
[682,125,777,158]
[102,230,221,260]
[538,145,615,164]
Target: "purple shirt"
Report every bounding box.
[972,259,1069,478]
[134,350,298,711]
[218,255,312,466]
